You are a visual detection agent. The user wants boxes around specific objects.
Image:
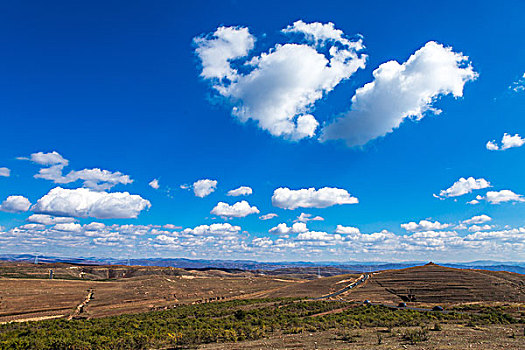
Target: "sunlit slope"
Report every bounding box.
[338,263,524,304]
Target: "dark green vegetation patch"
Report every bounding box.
[0,298,520,349]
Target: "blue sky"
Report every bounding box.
[0,0,524,262]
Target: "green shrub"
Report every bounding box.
[402,327,429,344]
[0,298,517,349]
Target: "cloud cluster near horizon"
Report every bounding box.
[1,217,523,262]
[0,148,524,262]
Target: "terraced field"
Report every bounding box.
[334,263,525,305]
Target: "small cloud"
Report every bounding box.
[486,133,525,151]
[27,214,77,225]
[479,190,525,204]
[436,177,491,198]
[468,224,493,232]
[508,72,525,93]
[149,178,160,189]
[210,200,259,218]
[401,220,450,232]
[227,186,253,196]
[21,151,132,191]
[294,213,324,222]
[0,167,10,177]
[53,223,82,232]
[0,195,31,213]
[19,151,69,166]
[193,179,217,198]
[462,214,491,225]
[259,213,278,220]
[272,187,358,210]
[269,222,308,235]
[163,224,182,230]
[335,225,360,234]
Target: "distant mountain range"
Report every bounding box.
[0,254,523,274]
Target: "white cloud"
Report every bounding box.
[272,187,358,210]
[485,141,499,151]
[259,213,278,220]
[252,237,273,248]
[84,222,106,231]
[464,228,525,243]
[346,229,396,243]
[195,21,366,140]
[0,167,10,177]
[227,186,253,196]
[269,222,308,235]
[297,230,342,241]
[193,179,217,198]
[268,223,291,235]
[3,216,524,261]
[182,223,241,237]
[401,220,450,232]
[22,151,132,191]
[335,225,360,234]
[400,230,461,250]
[321,41,477,146]
[32,187,151,219]
[149,179,160,189]
[163,224,181,230]
[462,214,491,225]
[436,177,491,198]
[53,223,82,232]
[282,20,358,47]
[295,213,324,222]
[0,196,31,213]
[480,190,525,204]
[509,73,525,93]
[154,234,178,246]
[20,151,69,166]
[194,26,256,81]
[455,223,467,230]
[486,133,525,151]
[35,166,133,191]
[468,224,493,232]
[467,199,480,205]
[18,223,46,230]
[210,200,260,218]
[27,214,77,225]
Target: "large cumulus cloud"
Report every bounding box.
[32,187,151,219]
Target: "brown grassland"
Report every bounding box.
[0,262,523,349]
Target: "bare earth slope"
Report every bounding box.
[0,262,523,322]
[338,263,525,305]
